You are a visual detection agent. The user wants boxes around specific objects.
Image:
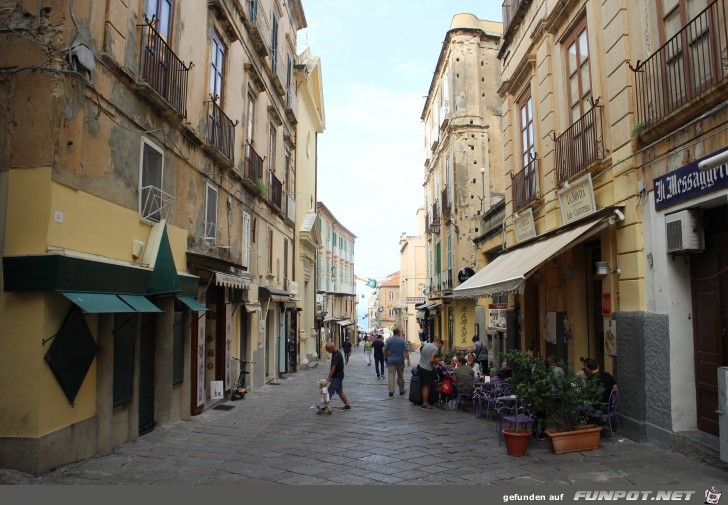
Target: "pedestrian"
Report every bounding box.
[418,339,445,409]
[342,338,352,364]
[469,335,489,374]
[316,378,332,415]
[373,334,386,379]
[384,327,410,396]
[325,341,351,410]
[364,335,373,366]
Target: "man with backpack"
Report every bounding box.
[469,335,488,375]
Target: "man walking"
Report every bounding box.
[342,338,352,364]
[384,328,410,397]
[372,334,386,379]
[418,339,445,409]
[325,341,351,410]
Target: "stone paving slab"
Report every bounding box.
[1,346,728,486]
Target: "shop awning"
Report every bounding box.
[62,293,138,313]
[337,319,354,326]
[118,295,163,313]
[258,287,290,302]
[176,295,208,312]
[215,272,252,289]
[453,216,610,299]
[323,317,341,323]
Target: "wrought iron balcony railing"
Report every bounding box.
[269,175,283,209]
[555,104,604,185]
[441,269,453,291]
[631,0,728,128]
[247,0,271,56]
[512,156,539,211]
[244,144,264,181]
[139,21,190,116]
[140,185,175,223]
[206,100,235,164]
[441,186,451,215]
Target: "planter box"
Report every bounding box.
[544,425,601,454]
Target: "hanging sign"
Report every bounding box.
[514,208,537,243]
[557,174,596,225]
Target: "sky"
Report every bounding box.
[297,1,503,329]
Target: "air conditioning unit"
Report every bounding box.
[665,209,704,254]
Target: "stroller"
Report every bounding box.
[433,364,454,410]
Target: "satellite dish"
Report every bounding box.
[458,267,476,284]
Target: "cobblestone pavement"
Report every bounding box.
[2,345,728,485]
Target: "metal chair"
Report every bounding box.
[454,374,474,411]
[593,387,621,439]
[484,380,512,420]
[496,396,535,446]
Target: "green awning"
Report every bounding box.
[62,293,137,313]
[118,295,162,313]
[176,295,208,312]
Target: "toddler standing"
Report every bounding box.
[316,378,332,415]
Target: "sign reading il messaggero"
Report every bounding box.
[654,146,728,210]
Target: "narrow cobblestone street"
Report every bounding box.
[3,346,728,486]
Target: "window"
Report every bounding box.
[246,94,255,152]
[146,0,173,39]
[267,228,273,273]
[269,126,276,177]
[388,291,394,300]
[445,153,451,205]
[210,32,225,101]
[242,212,251,269]
[564,23,591,124]
[140,137,164,222]
[283,238,288,283]
[519,92,537,202]
[271,13,279,73]
[389,308,396,317]
[205,184,218,244]
[447,232,452,271]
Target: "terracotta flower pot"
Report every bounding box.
[502,428,531,457]
[544,424,602,454]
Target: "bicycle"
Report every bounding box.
[230,357,255,400]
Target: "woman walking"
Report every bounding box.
[364,335,374,366]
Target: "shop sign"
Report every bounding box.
[514,208,537,243]
[406,297,425,304]
[488,303,507,331]
[557,174,596,225]
[654,146,728,210]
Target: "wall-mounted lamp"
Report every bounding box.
[594,261,620,276]
[430,222,441,235]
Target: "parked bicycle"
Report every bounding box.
[230,357,255,400]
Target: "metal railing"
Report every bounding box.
[247,0,271,55]
[441,269,453,290]
[554,105,604,185]
[206,100,235,163]
[512,156,539,211]
[441,186,451,214]
[502,0,528,36]
[139,22,190,116]
[244,144,263,181]
[632,0,728,127]
[140,185,176,222]
[270,175,283,209]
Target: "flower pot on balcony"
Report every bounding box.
[544,425,602,454]
[502,428,531,457]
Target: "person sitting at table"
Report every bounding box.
[450,350,463,368]
[584,358,616,405]
[546,355,564,378]
[453,356,474,409]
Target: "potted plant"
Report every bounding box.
[499,350,553,456]
[541,360,605,454]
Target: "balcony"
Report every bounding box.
[502,0,531,38]
[247,0,270,56]
[555,105,604,185]
[269,175,283,209]
[632,0,728,131]
[206,100,235,165]
[272,53,288,97]
[511,156,539,211]
[285,83,298,124]
[441,186,451,216]
[137,22,190,118]
[441,269,453,291]
[244,144,263,184]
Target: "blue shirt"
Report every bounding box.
[384,336,408,364]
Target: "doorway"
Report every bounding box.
[138,313,156,435]
[691,205,728,436]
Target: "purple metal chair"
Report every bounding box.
[496,396,535,446]
[593,387,621,439]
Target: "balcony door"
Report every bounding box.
[657,0,712,111]
[564,22,594,174]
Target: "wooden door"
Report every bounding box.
[691,206,728,436]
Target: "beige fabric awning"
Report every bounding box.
[215,272,251,289]
[452,216,610,299]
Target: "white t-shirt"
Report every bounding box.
[320,387,330,403]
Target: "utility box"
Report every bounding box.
[718,367,728,463]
